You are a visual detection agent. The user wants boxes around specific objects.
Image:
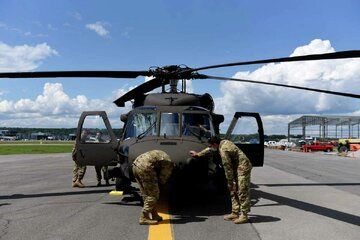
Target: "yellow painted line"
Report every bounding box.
[148,200,173,240]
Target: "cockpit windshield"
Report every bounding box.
[182,113,214,138]
[124,112,157,139]
[160,113,180,136]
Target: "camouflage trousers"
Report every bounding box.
[95,166,109,181]
[132,165,159,213]
[229,170,251,214]
[72,163,87,182]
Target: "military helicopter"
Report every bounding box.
[1,50,360,191]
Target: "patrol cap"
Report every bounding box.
[208,136,221,145]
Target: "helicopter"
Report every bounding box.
[1,50,360,191]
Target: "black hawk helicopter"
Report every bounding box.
[1,50,360,190]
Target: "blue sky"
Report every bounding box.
[0,0,359,132]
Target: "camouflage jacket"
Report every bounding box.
[197,140,252,182]
[133,150,174,184]
[71,144,77,162]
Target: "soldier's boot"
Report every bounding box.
[97,181,102,187]
[73,180,85,188]
[233,213,249,224]
[105,180,110,186]
[139,212,158,225]
[223,212,239,221]
[151,210,163,222]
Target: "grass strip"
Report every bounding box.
[0,145,73,155]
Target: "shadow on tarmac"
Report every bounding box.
[258,183,360,187]
[0,203,11,207]
[165,183,281,224]
[252,187,360,226]
[0,189,111,200]
[102,192,143,207]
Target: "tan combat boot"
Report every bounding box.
[139,212,158,225]
[73,180,85,188]
[151,210,163,222]
[224,212,239,221]
[233,213,249,224]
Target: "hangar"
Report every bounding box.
[288,115,360,141]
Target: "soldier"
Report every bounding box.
[94,132,110,186]
[95,166,110,186]
[71,129,89,188]
[72,144,87,188]
[190,136,252,224]
[132,150,174,225]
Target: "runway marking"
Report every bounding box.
[148,199,173,240]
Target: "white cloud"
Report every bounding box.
[215,39,360,134]
[0,83,133,128]
[71,12,82,21]
[47,24,57,31]
[0,42,58,71]
[86,21,109,37]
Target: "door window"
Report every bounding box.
[227,116,260,144]
[81,115,111,143]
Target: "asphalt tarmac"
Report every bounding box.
[0,149,359,240]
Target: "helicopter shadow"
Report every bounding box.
[166,182,280,224]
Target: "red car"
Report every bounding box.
[301,141,333,152]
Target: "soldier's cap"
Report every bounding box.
[208,136,221,145]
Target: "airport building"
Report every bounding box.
[288,115,360,141]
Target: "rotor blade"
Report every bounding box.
[202,74,360,99]
[114,77,169,107]
[0,71,151,79]
[190,50,360,72]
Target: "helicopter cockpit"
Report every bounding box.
[122,106,215,141]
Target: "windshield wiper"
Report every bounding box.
[184,124,202,140]
[137,121,156,139]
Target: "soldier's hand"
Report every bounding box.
[189,151,198,157]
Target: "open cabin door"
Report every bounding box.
[225,112,264,167]
[75,111,118,166]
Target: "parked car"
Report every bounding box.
[301,141,333,152]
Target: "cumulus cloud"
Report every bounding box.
[0,83,133,128]
[215,39,360,134]
[71,12,82,21]
[0,42,58,71]
[86,21,109,37]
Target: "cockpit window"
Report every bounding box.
[124,112,157,139]
[182,113,214,138]
[160,113,180,136]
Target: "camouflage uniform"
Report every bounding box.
[72,145,87,183]
[95,166,109,182]
[198,140,252,214]
[132,150,174,215]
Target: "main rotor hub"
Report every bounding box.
[149,65,205,80]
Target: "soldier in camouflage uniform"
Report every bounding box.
[95,166,109,186]
[72,144,87,188]
[71,129,89,188]
[190,136,252,224]
[132,150,174,225]
[94,132,110,186]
